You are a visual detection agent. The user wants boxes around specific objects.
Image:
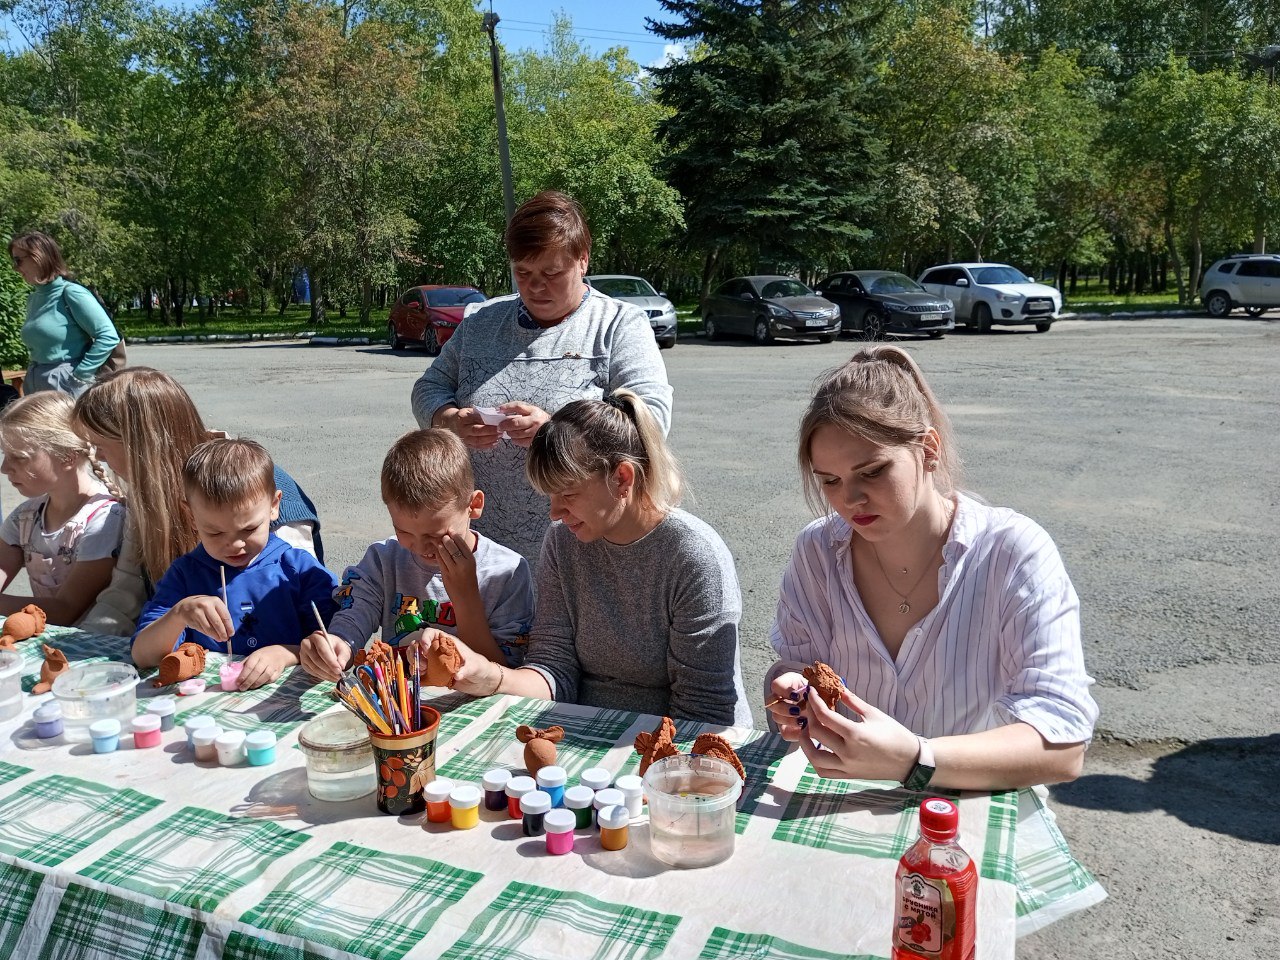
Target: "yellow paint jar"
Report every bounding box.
[449,784,482,829]
[598,804,629,851]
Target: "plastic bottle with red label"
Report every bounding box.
[891,797,978,960]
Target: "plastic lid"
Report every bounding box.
[214,730,246,747]
[544,808,576,834]
[192,727,221,746]
[535,765,567,788]
[579,767,611,791]
[520,789,552,815]
[506,775,536,798]
[131,714,161,732]
[594,787,625,810]
[449,784,482,809]
[184,714,218,730]
[597,804,629,829]
[424,778,455,803]
[146,698,176,716]
[614,773,643,796]
[89,719,121,737]
[483,768,512,791]
[33,702,61,721]
[919,797,959,841]
[246,730,276,749]
[178,678,207,695]
[563,785,595,809]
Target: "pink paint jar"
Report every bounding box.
[505,775,535,820]
[131,714,162,749]
[544,808,576,855]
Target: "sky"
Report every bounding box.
[482,1,680,64]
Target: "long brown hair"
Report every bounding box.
[72,367,208,581]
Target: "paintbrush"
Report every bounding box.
[220,565,232,662]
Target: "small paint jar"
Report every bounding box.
[506,775,536,820]
[184,714,218,749]
[593,788,625,829]
[89,718,122,754]
[245,730,277,766]
[424,778,454,823]
[214,729,247,766]
[544,808,576,855]
[33,702,64,739]
[146,698,177,731]
[219,660,243,690]
[536,765,567,807]
[177,677,206,697]
[192,726,221,762]
[564,785,596,829]
[598,804,630,850]
[579,766,612,792]
[521,789,552,837]
[614,774,644,818]
[131,714,162,749]
[482,768,511,811]
[449,784,482,830]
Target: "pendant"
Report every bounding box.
[898,600,911,614]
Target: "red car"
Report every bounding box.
[388,284,486,355]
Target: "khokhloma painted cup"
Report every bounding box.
[368,707,441,816]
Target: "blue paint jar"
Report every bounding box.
[535,765,567,807]
[89,718,121,754]
[33,702,64,739]
[245,730,277,766]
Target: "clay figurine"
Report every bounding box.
[421,633,464,688]
[155,642,207,687]
[355,639,395,669]
[31,644,70,694]
[633,716,680,776]
[691,732,746,779]
[803,661,844,710]
[0,604,47,649]
[516,724,565,776]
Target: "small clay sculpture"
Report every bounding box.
[633,716,680,776]
[803,661,844,710]
[0,604,47,648]
[691,732,746,779]
[31,644,70,694]
[155,642,207,687]
[516,724,565,776]
[421,633,464,688]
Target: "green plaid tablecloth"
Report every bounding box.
[0,624,1103,959]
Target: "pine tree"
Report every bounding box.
[648,0,883,297]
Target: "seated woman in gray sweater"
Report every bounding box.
[414,389,751,727]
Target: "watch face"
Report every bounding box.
[904,762,936,792]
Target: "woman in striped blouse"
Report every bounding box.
[765,346,1097,791]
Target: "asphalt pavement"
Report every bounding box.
[6,313,1276,956]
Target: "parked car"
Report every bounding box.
[388,285,486,355]
[585,274,677,348]
[1198,253,1280,317]
[815,270,954,340]
[701,276,841,344]
[917,263,1061,332]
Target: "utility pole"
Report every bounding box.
[483,10,518,290]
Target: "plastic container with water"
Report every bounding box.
[297,710,377,801]
[0,651,24,722]
[51,662,139,741]
[643,754,743,868]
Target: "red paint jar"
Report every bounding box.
[424,778,454,824]
[505,775,535,820]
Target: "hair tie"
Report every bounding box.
[603,394,632,417]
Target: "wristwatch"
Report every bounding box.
[903,735,936,791]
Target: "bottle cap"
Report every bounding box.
[184,714,218,732]
[214,730,246,748]
[521,789,552,816]
[919,797,959,841]
[593,787,625,811]
[506,775,536,798]
[544,808,576,834]
[536,765,567,788]
[597,804,629,830]
[449,785,482,810]
[131,714,161,733]
[483,768,512,792]
[563,785,595,809]
[89,719,121,738]
[192,727,221,747]
[613,773,643,797]
[579,767,611,791]
[146,698,176,717]
[424,778,455,803]
[246,730,276,749]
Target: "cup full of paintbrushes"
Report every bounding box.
[368,706,441,815]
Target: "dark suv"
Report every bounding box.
[1199,254,1280,317]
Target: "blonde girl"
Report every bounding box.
[0,392,125,624]
[406,388,751,726]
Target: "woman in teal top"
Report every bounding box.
[8,232,121,399]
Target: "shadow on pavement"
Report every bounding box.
[1052,733,1280,844]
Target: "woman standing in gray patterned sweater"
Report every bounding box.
[411,191,672,567]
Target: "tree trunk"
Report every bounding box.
[1069,263,1079,295]
[1254,207,1267,253]
[1188,203,1203,299]
[174,277,187,328]
[310,271,326,326]
[360,277,373,325]
[1163,218,1186,304]
[1057,260,1068,293]
[699,247,721,308]
[143,286,153,323]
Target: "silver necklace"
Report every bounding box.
[870,545,936,614]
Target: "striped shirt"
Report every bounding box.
[769,493,1098,743]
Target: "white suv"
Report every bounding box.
[918,263,1062,333]
[1199,254,1280,317]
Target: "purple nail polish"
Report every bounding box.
[788,705,800,716]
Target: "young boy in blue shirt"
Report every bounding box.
[299,428,533,682]
[132,438,338,689]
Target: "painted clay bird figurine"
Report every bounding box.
[32,644,70,694]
